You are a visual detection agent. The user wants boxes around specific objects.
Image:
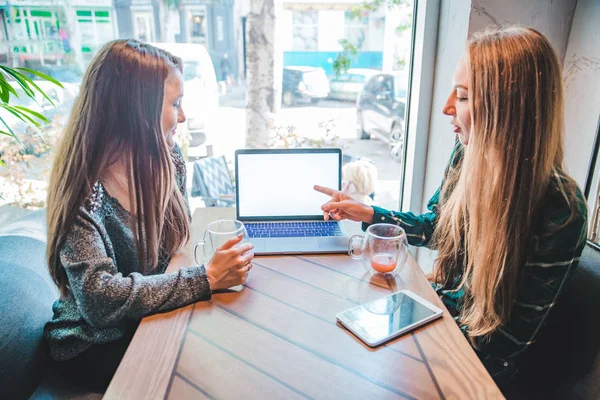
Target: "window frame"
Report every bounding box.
[291,10,319,51]
[187,6,209,45]
[584,115,600,248]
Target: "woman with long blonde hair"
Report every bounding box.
[316,26,588,388]
[44,40,254,391]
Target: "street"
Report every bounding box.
[202,84,403,211]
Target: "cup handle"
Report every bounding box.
[194,230,209,265]
[348,235,364,259]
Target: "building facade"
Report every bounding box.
[0,0,118,68]
[114,0,237,79]
[281,0,385,75]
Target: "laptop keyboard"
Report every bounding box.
[245,221,343,238]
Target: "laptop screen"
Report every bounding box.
[235,149,341,220]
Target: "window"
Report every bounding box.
[133,11,154,42]
[77,9,114,54]
[345,11,368,50]
[586,121,600,246]
[1,0,419,222]
[0,11,8,59]
[216,15,224,42]
[394,73,408,99]
[189,8,208,44]
[292,11,318,51]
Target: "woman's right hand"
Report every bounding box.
[205,235,254,291]
[314,185,375,224]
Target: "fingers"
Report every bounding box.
[314,185,339,196]
[239,251,254,265]
[321,201,346,213]
[230,242,254,255]
[330,212,343,221]
[219,234,244,251]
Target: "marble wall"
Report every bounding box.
[468,0,577,63]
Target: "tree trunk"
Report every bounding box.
[245,0,282,148]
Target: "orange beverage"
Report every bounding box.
[370,254,397,273]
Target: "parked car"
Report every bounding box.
[356,72,409,162]
[152,43,219,158]
[282,66,330,106]
[328,68,379,101]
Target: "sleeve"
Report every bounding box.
[362,187,441,247]
[359,139,463,248]
[469,191,588,361]
[60,211,211,328]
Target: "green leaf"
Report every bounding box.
[0,67,36,98]
[1,104,41,126]
[0,114,23,146]
[13,105,49,123]
[0,86,8,103]
[0,103,39,127]
[0,79,18,97]
[9,69,56,106]
[16,67,64,88]
[0,67,56,107]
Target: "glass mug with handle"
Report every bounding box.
[194,219,250,290]
[348,223,408,277]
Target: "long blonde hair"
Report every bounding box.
[47,40,190,297]
[433,27,578,339]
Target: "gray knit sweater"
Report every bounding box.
[44,145,212,361]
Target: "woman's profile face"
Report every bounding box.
[161,69,186,148]
[442,54,471,145]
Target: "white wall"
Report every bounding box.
[562,0,600,191]
[281,10,294,51]
[318,10,345,51]
[469,0,577,63]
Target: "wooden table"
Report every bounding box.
[105,208,503,400]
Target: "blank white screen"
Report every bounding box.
[237,152,340,218]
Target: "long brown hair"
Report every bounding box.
[432,27,580,338]
[47,40,190,297]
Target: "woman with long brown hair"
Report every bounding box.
[315,26,588,388]
[44,40,254,391]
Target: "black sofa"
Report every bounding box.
[0,209,102,400]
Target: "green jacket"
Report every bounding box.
[364,141,588,363]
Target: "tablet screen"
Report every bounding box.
[339,292,439,344]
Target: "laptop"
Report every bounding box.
[235,148,350,255]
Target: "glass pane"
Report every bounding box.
[0,0,417,224]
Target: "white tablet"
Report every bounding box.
[336,290,443,347]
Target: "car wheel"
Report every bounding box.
[282,91,295,107]
[389,123,405,163]
[356,111,370,140]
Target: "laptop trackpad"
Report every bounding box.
[318,236,348,251]
[265,237,319,254]
[249,238,267,253]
